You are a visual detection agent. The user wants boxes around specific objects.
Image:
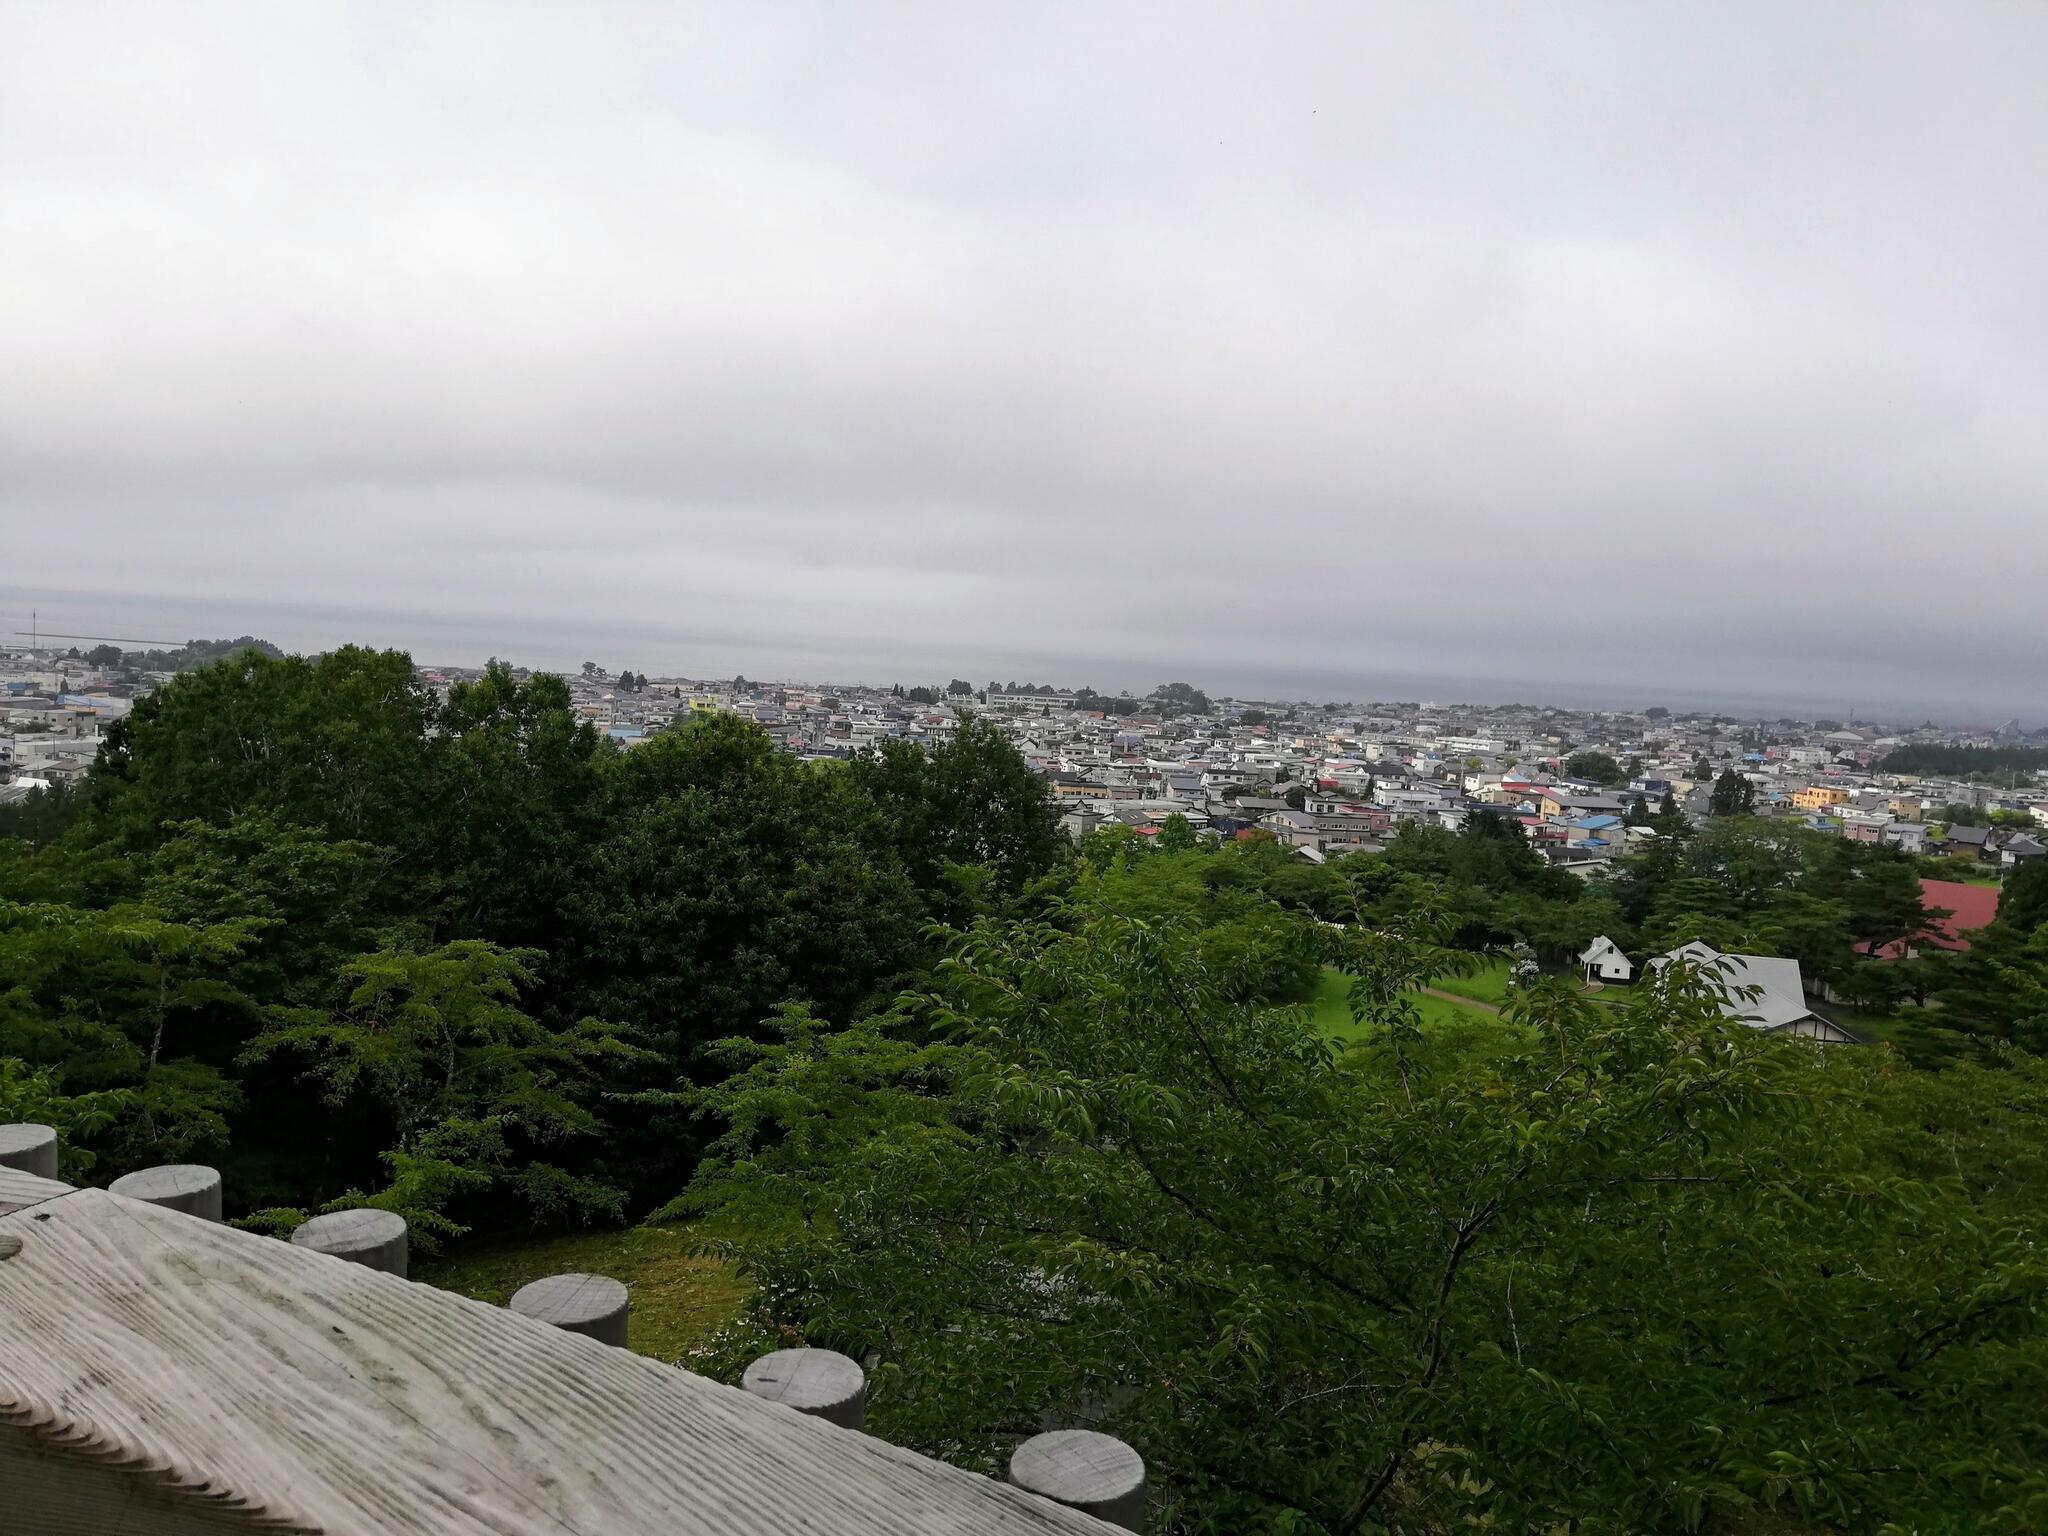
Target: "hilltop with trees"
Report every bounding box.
[122,636,285,672]
[1880,743,2048,778]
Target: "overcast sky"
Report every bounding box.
[3,3,2045,721]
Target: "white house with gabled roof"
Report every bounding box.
[1579,935,1633,984]
[1646,942,1860,1042]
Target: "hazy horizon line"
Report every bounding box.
[5,585,2034,734]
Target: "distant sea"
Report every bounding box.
[3,585,2028,732]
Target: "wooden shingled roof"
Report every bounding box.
[0,1187,1122,1536]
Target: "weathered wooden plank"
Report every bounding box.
[0,1189,1123,1536]
[0,1164,73,1217]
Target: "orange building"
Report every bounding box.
[1793,784,1851,811]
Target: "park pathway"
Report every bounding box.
[1420,987,1502,1015]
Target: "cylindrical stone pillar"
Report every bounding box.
[509,1272,629,1347]
[108,1164,223,1222]
[741,1347,867,1430]
[0,1123,60,1181]
[1010,1430,1148,1532]
[291,1208,410,1277]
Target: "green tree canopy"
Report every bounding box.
[245,940,640,1243]
[431,663,610,945]
[681,900,2048,1533]
[847,715,1063,909]
[1563,749,1625,786]
[1999,858,2048,935]
[1709,767,1757,816]
[1155,812,1198,854]
[84,645,437,856]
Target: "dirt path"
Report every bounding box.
[1421,987,1503,1015]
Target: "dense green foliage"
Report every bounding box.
[1935,802,2039,829]
[1562,748,1625,786]
[1709,766,1757,815]
[682,878,2048,1533]
[1152,681,1213,715]
[0,647,1059,1238]
[847,716,1068,919]
[148,635,288,670]
[671,813,2046,1529]
[0,780,81,849]
[2005,859,2048,934]
[1880,743,2048,777]
[1073,688,1144,716]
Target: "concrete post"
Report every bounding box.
[0,1124,60,1181]
[741,1347,867,1430]
[290,1208,409,1277]
[1009,1430,1148,1532]
[509,1272,630,1347]
[108,1163,223,1222]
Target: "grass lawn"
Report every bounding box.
[1925,865,2004,888]
[418,1222,749,1363]
[1427,956,1515,1006]
[1818,1009,1921,1047]
[1308,966,1529,1061]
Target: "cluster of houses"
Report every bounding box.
[9,648,2040,1054]
[826,692,2045,883]
[0,656,137,808]
[9,648,2046,890]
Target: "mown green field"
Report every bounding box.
[418,1222,749,1364]
[1426,956,1516,1005]
[1820,1008,1919,1046]
[1307,966,1530,1061]
[1923,863,2004,888]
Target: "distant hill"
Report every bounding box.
[1879,743,2048,776]
[126,636,286,672]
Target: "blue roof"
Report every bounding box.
[1566,814,1622,829]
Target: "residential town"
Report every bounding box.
[7,644,2044,880]
[13,642,2041,1059]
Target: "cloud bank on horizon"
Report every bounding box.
[2,2,2044,719]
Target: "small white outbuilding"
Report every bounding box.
[1579,935,1634,984]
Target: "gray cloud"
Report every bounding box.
[3,1,2045,721]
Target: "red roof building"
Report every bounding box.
[1915,879,2001,951]
[1873,879,2002,958]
